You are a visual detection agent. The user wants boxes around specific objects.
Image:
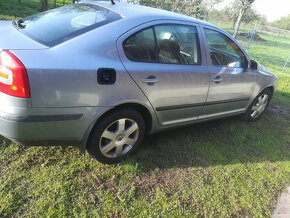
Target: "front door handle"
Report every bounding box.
[142,75,159,85]
[212,75,223,84]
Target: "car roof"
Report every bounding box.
[84,0,216,28]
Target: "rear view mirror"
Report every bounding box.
[250,60,258,70]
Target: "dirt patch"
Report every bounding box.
[267,104,289,116]
[137,170,182,193]
[239,32,266,41]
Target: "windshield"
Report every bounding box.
[15,3,122,46]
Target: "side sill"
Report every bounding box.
[156,97,250,111]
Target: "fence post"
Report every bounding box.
[246,24,257,53]
[282,53,290,73]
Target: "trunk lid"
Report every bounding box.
[0,21,47,50]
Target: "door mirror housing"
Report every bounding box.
[250,60,258,71]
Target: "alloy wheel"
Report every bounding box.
[251,94,269,119]
[99,118,139,158]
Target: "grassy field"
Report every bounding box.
[0,0,70,20]
[0,1,290,217]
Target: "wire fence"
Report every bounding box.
[235,24,290,74]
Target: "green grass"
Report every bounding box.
[0,1,290,217]
[0,0,70,20]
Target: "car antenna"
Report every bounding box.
[111,0,116,5]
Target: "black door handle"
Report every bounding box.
[212,75,223,84]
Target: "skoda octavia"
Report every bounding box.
[0,1,278,163]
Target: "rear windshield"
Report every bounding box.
[15,3,122,46]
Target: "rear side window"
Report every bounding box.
[123,28,157,62]
[155,25,201,65]
[123,24,201,65]
[16,3,122,46]
[204,28,246,68]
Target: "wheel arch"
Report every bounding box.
[99,103,153,134]
[265,86,274,96]
[244,85,274,121]
[79,102,154,153]
[258,85,274,101]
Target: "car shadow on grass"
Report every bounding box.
[131,100,290,171]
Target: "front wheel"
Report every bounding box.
[244,89,272,121]
[87,109,145,164]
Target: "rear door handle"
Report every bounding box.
[142,75,159,85]
[212,75,223,84]
[142,78,159,83]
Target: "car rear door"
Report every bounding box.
[117,21,210,126]
[199,26,256,119]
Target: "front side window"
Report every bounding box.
[123,24,201,65]
[204,28,246,68]
[16,3,122,46]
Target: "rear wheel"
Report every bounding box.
[87,109,145,164]
[244,89,272,121]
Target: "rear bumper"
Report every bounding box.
[0,111,84,146]
[0,93,110,146]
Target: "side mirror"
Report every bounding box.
[250,60,258,71]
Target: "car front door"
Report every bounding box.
[199,26,256,119]
[117,21,210,126]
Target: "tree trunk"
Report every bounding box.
[205,5,214,21]
[40,0,48,12]
[54,0,57,8]
[233,8,246,38]
[232,18,236,29]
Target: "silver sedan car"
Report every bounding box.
[0,1,278,163]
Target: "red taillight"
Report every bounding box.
[0,50,30,98]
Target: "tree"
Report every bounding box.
[232,0,255,38]
[227,1,241,30]
[203,0,223,20]
[242,8,266,25]
[271,14,290,31]
[174,0,206,19]
[138,0,206,19]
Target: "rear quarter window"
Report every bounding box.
[15,3,122,46]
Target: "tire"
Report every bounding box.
[243,88,272,122]
[87,109,145,164]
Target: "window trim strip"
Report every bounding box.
[122,23,202,66]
